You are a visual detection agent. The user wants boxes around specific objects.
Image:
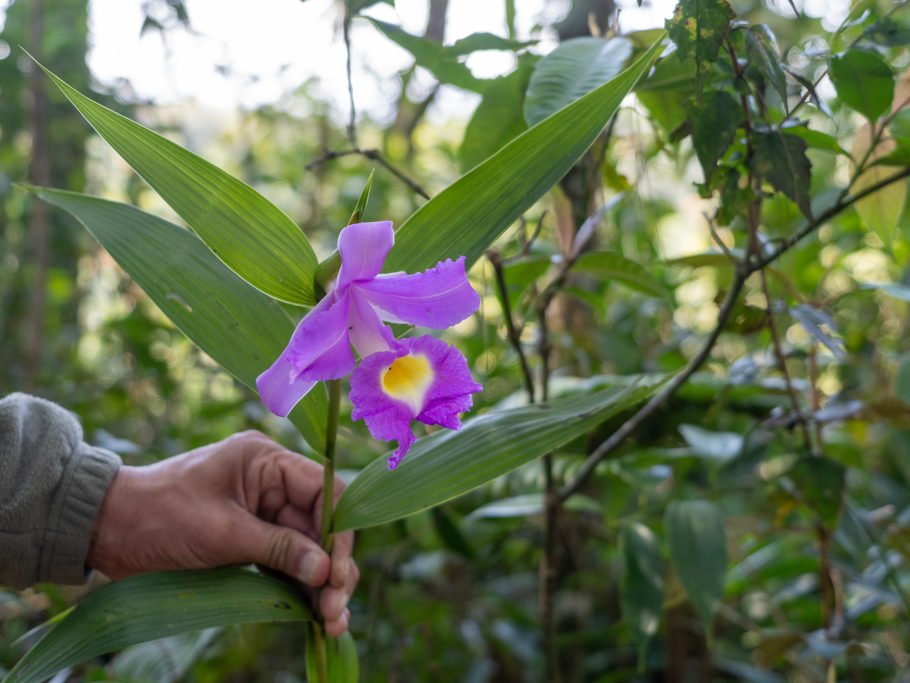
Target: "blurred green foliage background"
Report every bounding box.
[2,0,910,680]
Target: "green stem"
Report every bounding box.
[313,379,342,683]
[311,622,329,683]
[321,379,342,553]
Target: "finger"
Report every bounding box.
[235,514,330,586]
[329,530,355,587]
[319,558,359,623]
[275,503,319,541]
[324,609,350,638]
[280,455,343,515]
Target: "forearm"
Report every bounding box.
[0,393,121,589]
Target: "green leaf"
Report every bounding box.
[862,18,910,48]
[636,55,697,134]
[789,303,846,359]
[690,89,740,182]
[878,108,910,166]
[745,25,788,104]
[860,281,910,303]
[384,36,665,275]
[466,493,601,520]
[523,37,633,127]
[665,0,734,79]
[619,522,665,644]
[448,32,535,55]
[348,170,374,225]
[894,353,910,405]
[34,60,319,306]
[829,49,895,122]
[574,251,670,300]
[333,374,669,531]
[368,19,487,92]
[665,500,727,635]
[679,424,743,461]
[459,60,533,173]
[3,569,313,683]
[29,187,327,452]
[750,131,812,216]
[787,456,846,529]
[784,124,847,155]
[305,628,358,683]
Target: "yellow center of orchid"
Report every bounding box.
[381,353,433,413]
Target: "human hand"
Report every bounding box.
[87,430,357,637]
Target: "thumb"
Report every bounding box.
[234,514,330,587]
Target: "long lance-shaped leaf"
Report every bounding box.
[381,35,665,275]
[29,187,327,452]
[3,569,313,683]
[33,57,318,306]
[333,374,668,531]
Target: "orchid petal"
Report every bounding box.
[336,221,395,291]
[349,335,482,469]
[356,256,479,329]
[347,292,398,359]
[349,346,417,468]
[288,295,356,381]
[255,350,317,418]
[257,294,355,417]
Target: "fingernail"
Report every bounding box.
[298,553,323,584]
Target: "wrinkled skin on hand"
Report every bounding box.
[87,430,358,637]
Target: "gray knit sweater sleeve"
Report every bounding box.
[0,393,121,589]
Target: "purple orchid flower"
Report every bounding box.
[257,220,482,467]
[350,335,483,469]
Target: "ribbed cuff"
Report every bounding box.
[39,443,121,586]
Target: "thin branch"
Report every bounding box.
[342,11,357,147]
[759,268,814,452]
[559,164,910,501]
[704,211,737,263]
[558,267,748,501]
[504,210,548,264]
[758,166,910,269]
[487,249,536,403]
[307,147,431,200]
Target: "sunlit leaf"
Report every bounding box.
[35,60,319,306]
[29,187,327,452]
[459,60,533,173]
[523,37,633,127]
[368,19,487,92]
[382,37,665,275]
[3,569,313,683]
[636,55,697,133]
[829,49,894,122]
[851,122,907,240]
[665,0,734,81]
[333,374,668,531]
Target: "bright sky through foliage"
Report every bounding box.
[79,0,677,117]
